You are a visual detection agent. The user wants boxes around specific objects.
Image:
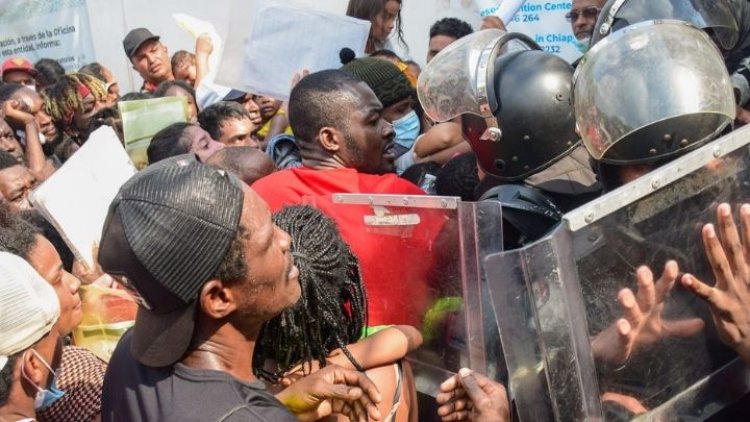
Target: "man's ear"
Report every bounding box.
[318,126,342,153]
[199,280,238,319]
[23,349,44,385]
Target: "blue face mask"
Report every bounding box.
[392,110,420,150]
[23,349,65,411]
[575,36,591,54]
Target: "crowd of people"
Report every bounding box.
[0,0,750,421]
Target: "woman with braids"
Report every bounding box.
[255,205,421,422]
[41,72,107,144]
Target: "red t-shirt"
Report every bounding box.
[253,167,444,327]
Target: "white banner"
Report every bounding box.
[0,0,95,71]
[505,0,580,63]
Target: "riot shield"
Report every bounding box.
[484,125,750,421]
[301,194,504,400]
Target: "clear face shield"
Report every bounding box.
[594,0,739,51]
[416,29,533,148]
[574,20,736,164]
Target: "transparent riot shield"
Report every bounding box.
[484,125,750,421]
[301,194,504,402]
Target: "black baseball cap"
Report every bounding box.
[123,28,160,59]
[99,154,243,367]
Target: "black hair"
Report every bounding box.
[370,49,402,61]
[435,152,480,201]
[429,17,474,40]
[401,161,440,190]
[212,223,248,286]
[78,62,108,84]
[153,79,196,103]
[0,83,24,105]
[347,0,408,51]
[146,122,194,164]
[0,353,19,406]
[19,209,75,272]
[41,73,107,129]
[253,205,367,383]
[85,106,123,142]
[0,200,39,259]
[119,91,152,102]
[288,69,362,144]
[198,101,251,141]
[0,150,20,170]
[34,58,66,88]
[171,50,195,72]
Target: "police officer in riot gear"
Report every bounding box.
[576,18,737,190]
[418,29,601,249]
[590,0,750,108]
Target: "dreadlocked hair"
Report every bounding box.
[41,73,106,126]
[253,205,368,383]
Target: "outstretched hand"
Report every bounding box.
[682,203,750,366]
[436,368,509,422]
[592,261,705,367]
[275,364,381,422]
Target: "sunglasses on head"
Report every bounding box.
[565,6,601,22]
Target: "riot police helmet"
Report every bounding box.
[574,20,735,166]
[591,0,739,51]
[418,29,579,182]
[478,184,564,249]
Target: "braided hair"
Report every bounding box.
[42,73,106,127]
[253,205,368,383]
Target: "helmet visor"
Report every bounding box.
[417,29,528,123]
[575,20,735,163]
[598,0,738,50]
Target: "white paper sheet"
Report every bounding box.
[29,127,137,270]
[217,0,370,101]
[476,0,527,22]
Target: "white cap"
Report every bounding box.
[0,252,60,370]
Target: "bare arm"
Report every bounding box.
[266,112,290,141]
[193,33,213,89]
[327,325,423,370]
[414,122,463,159]
[4,101,48,181]
[415,141,472,166]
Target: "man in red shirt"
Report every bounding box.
[253,70,441,327]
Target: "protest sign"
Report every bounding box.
[0,0,95,71]
[217,0,370,101]
[119,96,189,169]
[29,126,137,271]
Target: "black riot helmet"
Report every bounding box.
[574,20,736,166]
[591,0,739,51]
[418,29,579,182]
[478,184,564,250]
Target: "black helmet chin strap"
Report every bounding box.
[478,184,564,248]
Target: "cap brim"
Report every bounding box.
[222,89,246,101]
[2,67,38,78]
[130,300,196,367]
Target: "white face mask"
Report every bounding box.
[575,36,592,54]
